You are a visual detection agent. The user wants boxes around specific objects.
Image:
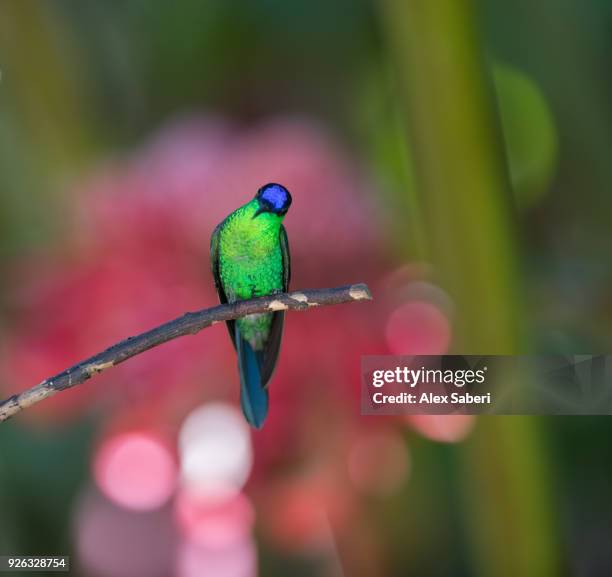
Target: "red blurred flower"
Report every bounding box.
[1,116,384,436]
[2,114,472,486]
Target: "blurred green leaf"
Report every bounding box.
[493,63,558,208]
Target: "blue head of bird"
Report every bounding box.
[253,183,292,218]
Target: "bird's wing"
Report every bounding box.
[210,221,236,347]
[260,225,290,387]
[280,224,291,291]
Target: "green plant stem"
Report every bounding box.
[380,1,561,575]
[0,1,96,177]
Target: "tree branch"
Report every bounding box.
[0,283,372,423]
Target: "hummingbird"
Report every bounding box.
[210,183,292,429]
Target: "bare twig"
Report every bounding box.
[0,283,372,423]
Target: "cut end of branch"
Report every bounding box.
[349,283,373,301]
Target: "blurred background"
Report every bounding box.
[0,0,611,575]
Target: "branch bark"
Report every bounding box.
[0,284,372,423]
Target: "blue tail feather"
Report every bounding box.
[235,327,269,429]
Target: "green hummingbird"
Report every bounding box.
[210,183,292,429]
